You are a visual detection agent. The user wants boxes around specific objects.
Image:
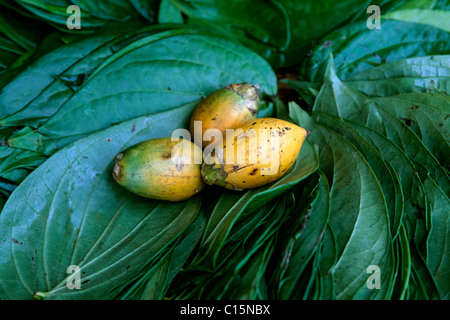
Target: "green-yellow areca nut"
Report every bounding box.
[189,83,261,148]
[112,137,205,202]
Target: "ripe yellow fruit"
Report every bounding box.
[112,137,205,202]
[189,83,261,149]
[201,118,310,190]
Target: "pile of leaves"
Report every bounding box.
[0,0,448,300]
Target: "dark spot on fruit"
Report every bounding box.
[252,122,256,125]
[250,168,258,175]
[284,127,291,130]
[161,152,171,159]
[113,163,124,181]
[114,153,123,163]
[212,117,216,120]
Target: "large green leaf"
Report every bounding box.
[107,209,207,300]
[290,102,394,300]
[11,0,150,32]
[423,177,450,299]
[0,24,176,126]
[302,20,450,82]
[312,55,450,196]
[0,30,65,90]
[0,103,201,300]
[313,112,404,239]
[71,0,139,21]
[158,0,183,23]
[129,0,161,23]
[372,93,450,169]
[314,113,427,245]
[0,31,116,124]
[275,171,330,299]
[14,0,107,31]
[0,146,46,184]
[384,8,450,32]
[6,28,277,156]
[391,224,411,299]
[170,0,377,68]
[346,55,450,97]
[170,0,290,68]
[0,5,49,51]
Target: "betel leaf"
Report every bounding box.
[6,28,277,156]
[408,239,442,299]
[170,0,379,68]
[107,209,207,300]
[315,113,427,244]
[158,0,183,24]
[0,31,65,90]
[423,177,450,299]
[0,5,49,52]
[312,54,450,197]
[278,0,377,67]
[368,102,450,195]
[11,0,149,32]
[290,102,394,300]
[170,0,290,68]
[210,199,287,300]
[0,103,201,300]
[391,224,411,300]
[0,146,47,184]
[0,30,117,124]
[313,112,404,239]
[71,0,140,21]
[346,55,450,97]
[384,8,450,32]
[13,0,106,31]
[315,224,338,299]
[275,171,330,300]
[302,20,450,82]
[165,199,283,300]
[0,5,50,75]
[0,23,174,127]
[129,0,161,23]
[372,93,450,170]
